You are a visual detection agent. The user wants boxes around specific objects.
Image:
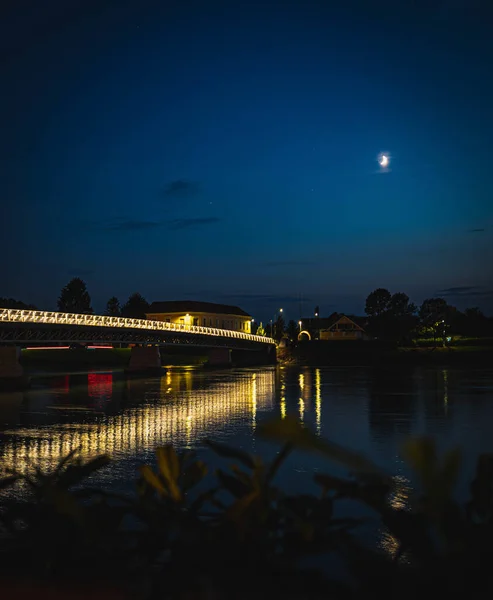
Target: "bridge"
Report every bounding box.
[0,308,274,349]
[0,308,276,386]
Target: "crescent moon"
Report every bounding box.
[379,155,389,168]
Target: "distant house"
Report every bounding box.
[146,300,253,333]
[301,313,369,340]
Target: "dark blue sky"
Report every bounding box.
[2,0,493,320]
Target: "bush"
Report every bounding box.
[1,419,492,598]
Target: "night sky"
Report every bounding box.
[2,0,493,321]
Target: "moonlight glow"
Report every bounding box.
[379,154,389,168]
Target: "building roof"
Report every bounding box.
[301,313,339,330]
[302,312,366,332]
[147,300,251,318]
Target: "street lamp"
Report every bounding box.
[273,308,283,340]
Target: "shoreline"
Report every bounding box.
[278,344,493,367]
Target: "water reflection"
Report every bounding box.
[315,368,322,436]
[279,367,287,419]
[0,369,275,475]
[0,364,492,556]
[379,473,412,561]
[368,368,416,441]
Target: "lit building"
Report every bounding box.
[146,300,253,333]
[302,312,368,340]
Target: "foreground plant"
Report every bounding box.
[0,419,492,599]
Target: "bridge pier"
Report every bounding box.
[0,347,28,391]
[206,347,232,367]
[125,346,162,376]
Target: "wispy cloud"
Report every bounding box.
[436,286,493,298]
[163,179,199,198]
[105,220,162,232]
[168,217,221,230]
[468,228,485,233]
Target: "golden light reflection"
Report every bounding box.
[443,369,449,412]
[299,373,305,421]
[0,369,275,478]
[388,474,411,511]
[279,369,287,419]
[315,368,322,436]
[299,397,304,422]
[280,397,286,419]
[378,474,412,560]
[251,373,257,432]
[185,413,193,449]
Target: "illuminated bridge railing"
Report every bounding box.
[0,308,274,345]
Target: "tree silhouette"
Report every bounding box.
[387,292,418,342]
[388,292,416,319]
[121,293,150,319]
[286,319,298,340]
[274,314,286,342]
[0,297,37,310]
[105,297,121,316]
[461,307,492,337]
[418,298,450,346]
[419,298,448,322]
[255,322,266,336]
[365,288,392,318]
[57,278,92,313]
[365,289,417,341]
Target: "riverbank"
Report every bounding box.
[279,340,493,367]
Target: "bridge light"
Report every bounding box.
[1,308,272,345]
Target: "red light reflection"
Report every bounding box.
[87,372,113,407]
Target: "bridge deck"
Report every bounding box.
[0,308,274,348]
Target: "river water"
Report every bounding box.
[1,366,492,513]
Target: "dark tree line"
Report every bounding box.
[364,287,493,343]
[3,280,491,342]
[0,298,38,310]
[364,288,417,342]
[56,278,150,319]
